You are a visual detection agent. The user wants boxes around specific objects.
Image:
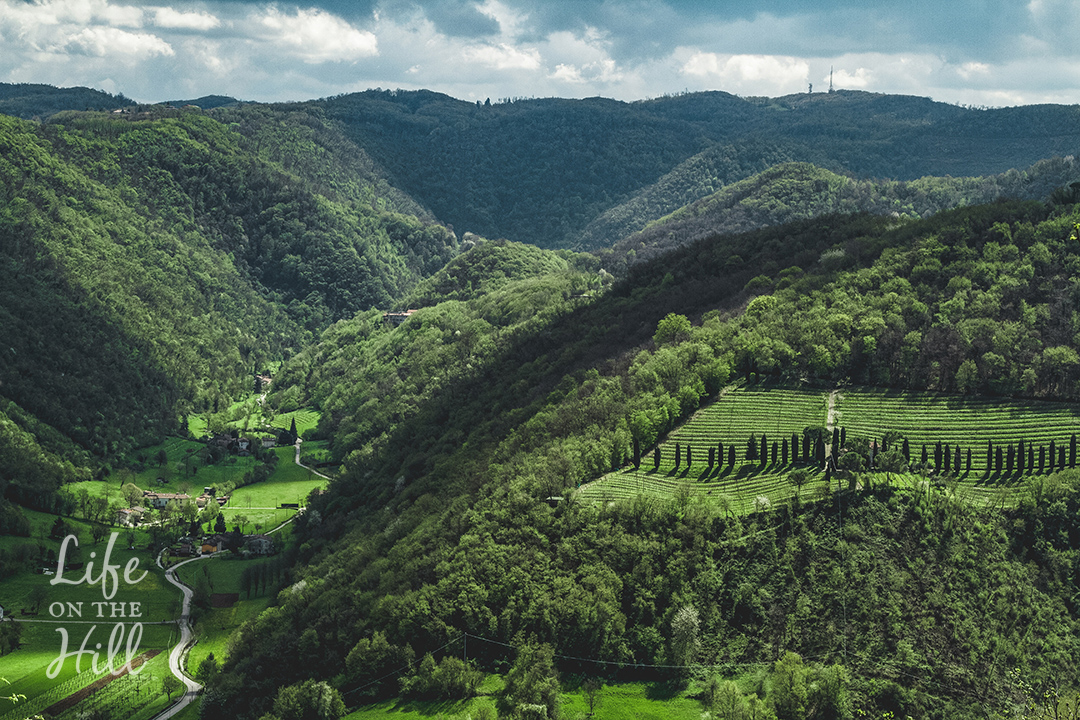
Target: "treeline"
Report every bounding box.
[211,476,1080,720]
[0,82,134,119]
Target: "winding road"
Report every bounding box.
[151,553,208,720]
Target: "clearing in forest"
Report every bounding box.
[578,384,1080,512]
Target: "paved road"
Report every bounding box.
[150,553,208,720]
[294,438,333,481]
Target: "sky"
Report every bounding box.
[2,0,1080,107]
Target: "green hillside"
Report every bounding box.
[207,202,1080,719]
[602,159,1080,271]
[0,105,455,501]
[0,82,135,119]
[302,89,1080,249]
[7,87,1080,720]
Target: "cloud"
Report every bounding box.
[62,25,174,58]
[462,42,541,71]
[4,0,1080,107]
[422,0,500,38]
[151,7,221,31]
[681,52,809,94]
[256,6,378,63]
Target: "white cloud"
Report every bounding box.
[957,61,990,80]
[681,51,809,94]
[550,63,585,84]
[256,7,378,64]
[833,66,872,88]
[476,0,527,38]
[62,25,173,58]
[462,42,541,70]
[152,7,220,32]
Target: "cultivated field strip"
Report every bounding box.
[578,465,828,515]
[837,389,1080,449]
[578,385,1080,512]
[666,387,829,447]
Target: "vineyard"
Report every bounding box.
[0,650,171,720]
[577,384,1080,512]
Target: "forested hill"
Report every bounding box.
[211,200,1080,719]
[602,158,1080,272]
[0,82,136,119]
[0,106,455,502]
[301,88,1080,249]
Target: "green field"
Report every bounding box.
[0,427,322,718]
[344,680,704,720]
[579,385,1080,512]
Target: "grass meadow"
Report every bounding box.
[344,680,706,720]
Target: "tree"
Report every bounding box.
[162,674,183,702]
[273,679,346,720]
[713,679,749,720]
[502,642,560,720]
[769,651,808,720]
[956,358,978,392]
[788,468,811,501]
[582,678,602,717]
[747,434,759,461]
[121,482,143,508]
[654,313,691,346]
[670,605,700,674]
[90,522,109,544]
[809,664,850,720]
[196,653,219,683]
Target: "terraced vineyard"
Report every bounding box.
[577,384,1080,512]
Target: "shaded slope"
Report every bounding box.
[306,88,1080,249]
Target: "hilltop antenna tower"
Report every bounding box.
[829,67,835,93]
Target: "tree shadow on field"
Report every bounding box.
[645,680,682,701]
[383,698,471,716]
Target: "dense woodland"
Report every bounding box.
[213,202,1080,720]
[3,86,1080,720]
[0,103,455,513]
[301,88,1080,249]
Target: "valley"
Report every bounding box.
[2,85,1080,720]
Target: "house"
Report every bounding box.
[243,534,275,556]
[200,534,226,554]
[261,437,277,449]
[383,309,418,326]
[142,491,190,509]
[196,487,216,509]
[202,531,245,554]
[116,507,144,526]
